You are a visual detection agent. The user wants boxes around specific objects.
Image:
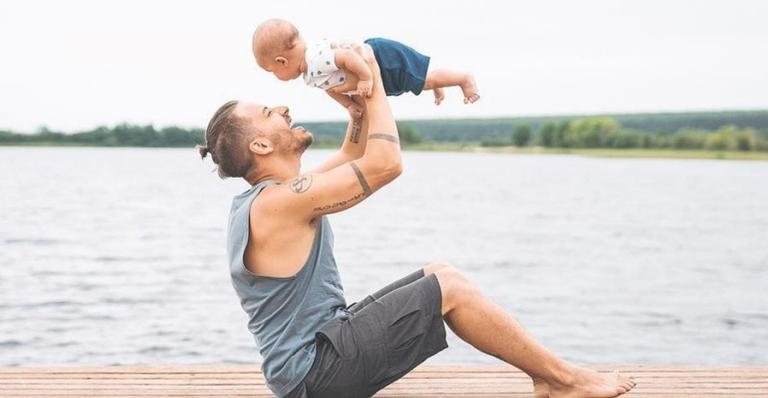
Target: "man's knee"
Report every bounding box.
[428,264,477,314]
[437,265,475,291]
[423,261,451,276]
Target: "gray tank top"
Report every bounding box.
[227,179,349,397]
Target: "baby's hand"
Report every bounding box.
[356,80,373,98]
[346,102,364,119]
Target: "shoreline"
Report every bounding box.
[2,143,768,160]
[369,144,768,161]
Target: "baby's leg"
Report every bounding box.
[423,69,480,104]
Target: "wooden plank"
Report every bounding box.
[1,365,766,397]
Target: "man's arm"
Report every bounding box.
[326,90,355,110]
[262,48,401,220]
[306,48,368,174]
[306,113,367,174]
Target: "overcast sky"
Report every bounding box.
[1,0,767,133]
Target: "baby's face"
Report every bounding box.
[254,37,305,82]
[252,19,304,82]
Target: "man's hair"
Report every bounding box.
[197,100,254,179]
[252,18,299,60]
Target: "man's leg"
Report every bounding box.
[425,264,636,398]
[347,263,449,313]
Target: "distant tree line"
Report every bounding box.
[0,124,204,147]
[0,122,426,147]
[268,110,768,149]
[2,111,768,151]
[401,110,768,142]
[480,117,768,151]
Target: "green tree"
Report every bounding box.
[34,126,65,143]
[396,122,423,145]
[555,121,570,148]
[754,131,768,151]
[161,126,203,146]
[538,122,557,147]
[673,130,707,149]
[73,126,111,145]
[512,125,532,147]
[613,132,642,148]
[734,128,756,151]
[705,126,737,151]
[567,117,621,148]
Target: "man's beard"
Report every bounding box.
[293,130,314,154]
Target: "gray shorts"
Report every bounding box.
[286,270,448,398]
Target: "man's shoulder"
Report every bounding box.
[248,182,312,230]
[248,183,282,217]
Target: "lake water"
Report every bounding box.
[1,147,767,366]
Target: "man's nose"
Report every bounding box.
[276,106,289,115]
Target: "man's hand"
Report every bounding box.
[356,80,373,98]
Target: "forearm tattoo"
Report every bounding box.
[349,162,372,196]
[349,118,363,144]
[368,133,399,143]
[313,192,365,212]
[289,175,313,193]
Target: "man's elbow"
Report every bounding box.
[361,147,402,182]
[384,158,403,181]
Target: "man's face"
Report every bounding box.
[236,102,313,155]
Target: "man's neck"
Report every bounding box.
[245,162,300,186]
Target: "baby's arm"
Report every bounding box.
[334,48,373,97]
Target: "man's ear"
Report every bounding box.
[249,137,274,155]
[275,56,288,66]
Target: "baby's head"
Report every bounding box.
[252,19,306,81]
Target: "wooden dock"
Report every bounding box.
[1,365,766,397]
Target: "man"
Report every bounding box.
[198,46,636,398]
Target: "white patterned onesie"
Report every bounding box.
[302,39,347,90]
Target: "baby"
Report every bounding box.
[252,19,479,119]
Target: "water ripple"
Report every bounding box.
[1,148,767,366]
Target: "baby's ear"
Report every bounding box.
[275,56,287,66]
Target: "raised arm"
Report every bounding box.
[306,45,370,174]
[306,109,368,174]
[261,47,401,222]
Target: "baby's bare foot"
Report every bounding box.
[549,367,636,398]
[461,74,480,104]
[533,377,550,398]
[433,87,445,105]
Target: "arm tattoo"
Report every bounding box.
[349,118,362,144]
[313,192,365,212]
[349,162,372,196]
[289,175,313,194]
[368,133,399,143]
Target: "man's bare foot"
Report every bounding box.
[433,87,445,105]
[460,74,480,104]
[548,367,636,398]
[533,377,550,398]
